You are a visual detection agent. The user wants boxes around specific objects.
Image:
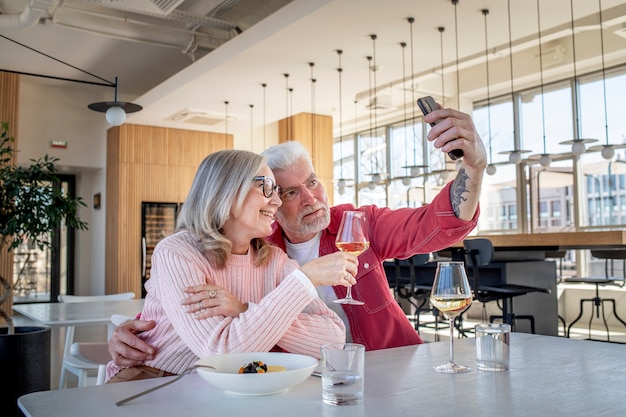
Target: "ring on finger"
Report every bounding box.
[209,290,217,298]
[197,301,202,309]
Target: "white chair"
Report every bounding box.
[57,292,135,388]
[70,314,135,385]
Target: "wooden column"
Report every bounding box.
[105,125,233,296]
[0,72,19,316]
[278,112,334,206]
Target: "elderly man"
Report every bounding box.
[108,105,485,366]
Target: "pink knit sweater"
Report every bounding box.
[106,230,345,379]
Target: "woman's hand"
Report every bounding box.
[181,284,248,319]
[298,251,359,287]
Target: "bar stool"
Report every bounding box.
[564,249,626,342]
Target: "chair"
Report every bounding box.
[463,238,550,333]
[57,292,135,388]
[70,314,135,385]
[563,249,626,341]
[389,254,447,340]
[545,250,568,336]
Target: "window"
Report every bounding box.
[333,64,626,234]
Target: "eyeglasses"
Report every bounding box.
[253,176,281,198]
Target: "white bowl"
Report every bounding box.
[195,352,318,396]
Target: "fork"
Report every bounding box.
[115,364,215,406]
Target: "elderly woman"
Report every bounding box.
[106,149,355,382]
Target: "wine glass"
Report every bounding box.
[334,211,369,306]
[429,261,473,373]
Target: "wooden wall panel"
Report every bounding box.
[0,72,19,316]
[106,124,233,296]
[278,112,334,206]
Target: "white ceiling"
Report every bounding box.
[2,0,626,143]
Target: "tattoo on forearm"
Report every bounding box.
[450,168,470,217]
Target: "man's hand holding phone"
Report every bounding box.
[417,96,464,160]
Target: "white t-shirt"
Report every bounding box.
[285,232,352,342]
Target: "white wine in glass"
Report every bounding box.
[430,261,473,373]
[334,211,368,306]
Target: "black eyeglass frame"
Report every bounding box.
[253,175,281,198]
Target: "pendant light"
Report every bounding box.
[88,76,142,126]
[498,0,531,164]
[336,50,348,194]
[528,0,552,168]
[0,34,142,127]
[587,0,625,159]
[482,9,496,176]
[558,0,598,156]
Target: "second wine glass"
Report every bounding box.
[334,211,368,306]
[429,261,473,373]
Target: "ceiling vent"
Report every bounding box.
[93,0,186,16]
[167,108,237,126]
[366,94,393,111]
[534,44,566,67]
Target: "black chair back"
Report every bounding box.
[463,238,495,301]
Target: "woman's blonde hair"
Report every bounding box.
[176,149,272,268]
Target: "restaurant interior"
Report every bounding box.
[2,0,626,397]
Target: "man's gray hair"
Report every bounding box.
[261,141,314,172]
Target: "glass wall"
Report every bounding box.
[333,65,626,235]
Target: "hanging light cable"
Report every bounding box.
[528,0,552,168]
[369,34,382,186]
[588,0,624,159]
[366,54,377,191]
[309,62,316,145]
[0,35,143,127]
[559,0,598,156]
[598,0,614,159]
[399,42,412,186]
[336,50,347,194]
[482,9,496,176]
[284,73,291,140]
[224,101,229,137]
[452,0,460,105]
[261,83,267,149]
[405,17,425,178]
[249,104,254,148]
[439,26,445,109]
[499,0,531,164]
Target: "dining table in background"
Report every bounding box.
[18,333,626,417]
[12,298,145,337]
[12,298,145,387]
[453,230,626,252]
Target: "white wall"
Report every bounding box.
[14,78,281,297]
[17,79,110,295]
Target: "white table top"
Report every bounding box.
[12,299,144,327]
[18,333,626,417]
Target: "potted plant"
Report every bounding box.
[0,121,88,415]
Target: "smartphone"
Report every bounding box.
[417,96,464,160]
